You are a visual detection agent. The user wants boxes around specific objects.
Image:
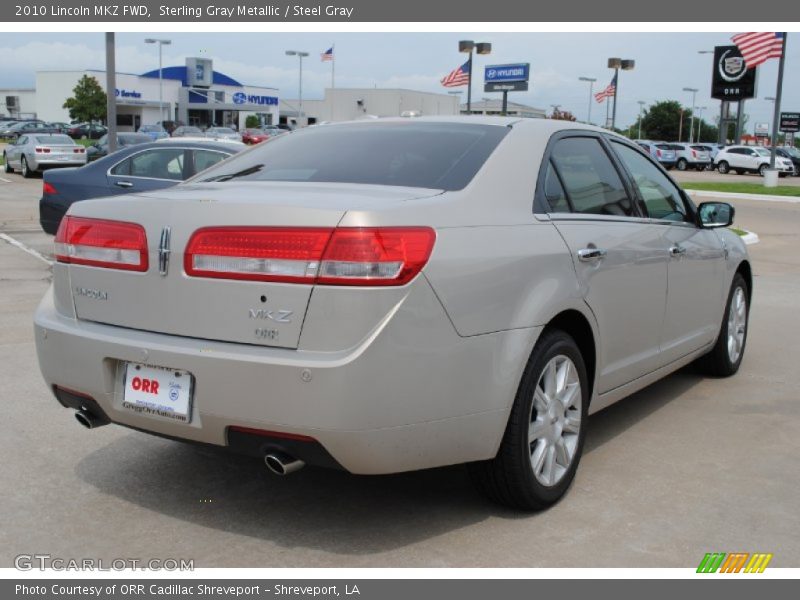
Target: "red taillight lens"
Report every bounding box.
[185,227,333,284]
[656,149,662,158]
[184,226,436,286]
[54,216,148,272]
[35,147,51,154]
[43,182,57,195]
[692,150,697,158]
[74,148,85,153]
[318,227,436,286]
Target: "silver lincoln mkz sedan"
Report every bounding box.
[34,118,751,509]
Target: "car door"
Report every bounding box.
[610,140,726,365]
[7,136,25,166]
[543,133,669,393]
[106,147,188,194]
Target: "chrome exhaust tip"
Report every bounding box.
[75,409,106,429]
[264,452,305,476]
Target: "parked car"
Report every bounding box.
[156,120,184,135]
[137,124,170,141]
[241,128,272,144]
[3,134,87,177]
[67,123,108,140]
[669,143,712,171]
[204,126,242,142]
[775,146,800,176]
[47,122,72,134]
[39,140,241,234]
[34,118,752,510]
[171,126,203,138]
[1,120,62,140]
[714,145,794,176]
[85,132,152,161]
[635,140,677,169]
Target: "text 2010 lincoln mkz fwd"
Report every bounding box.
[34,118,751,509]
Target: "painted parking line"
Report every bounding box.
[0,233,54,265]
[0,177,12,183]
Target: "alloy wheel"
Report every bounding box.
[727,286,747,364]
[529,354,582,487]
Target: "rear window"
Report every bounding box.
[195,122,510,191]
[655,144,673,150]
[32,135,73,145]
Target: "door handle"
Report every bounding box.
[577,247,607,262]
[115,181,133,188]
[669,245,687,257]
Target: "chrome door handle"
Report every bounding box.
[577,247,607,262]
[669,245,687,257]
[115,181,133,188]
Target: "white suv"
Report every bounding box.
[715,145,794,177]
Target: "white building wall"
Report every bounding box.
[0,89,37,118]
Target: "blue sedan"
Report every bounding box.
[39,140,243,234]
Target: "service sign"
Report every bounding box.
[711,45,757,100]
[780,112,800,132]
[484,63,530,83]
[484,81,529,92]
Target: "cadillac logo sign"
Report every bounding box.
[711,45,757,100]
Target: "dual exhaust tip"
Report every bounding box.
[75,409,305,475]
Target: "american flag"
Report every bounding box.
[441,61,470,87]
[594,74,617,103]
[731,32,784,69]
[321,47,334,62]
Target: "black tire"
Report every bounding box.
[468,329,589,510]
[21,156,33,178]
[696,273,749,377]
[677,158,688,171]
[718,161,729,174]
[758,164,768,177]
[2,153,11,173]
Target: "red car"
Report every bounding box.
[241,128,270,144]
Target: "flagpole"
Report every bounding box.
[770,33,787,169]
[331,44,335,122]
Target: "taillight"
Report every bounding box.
[54,216,148,272]
[35,147,51,154]
[184,226,436,286]
[692,150,697,158]
[43,182,57,195]
[74,148,85,153]
[656,149,662,158]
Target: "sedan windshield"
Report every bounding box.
[195,122,509,191]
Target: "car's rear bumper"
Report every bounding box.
[34,281,537,474]
[32,158,86,169]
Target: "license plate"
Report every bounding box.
[122,362,193,423]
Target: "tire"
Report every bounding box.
[758,164,768,177]
[2,153,11,173]
[677,158,688,171]
[21,156,33,178]
[468,329,589,510]
[696,273,749,377]
[717,161,729,174]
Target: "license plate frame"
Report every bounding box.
[121,362,194,424]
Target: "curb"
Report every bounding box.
[685,188,800,204]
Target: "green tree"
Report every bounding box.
[638,100,693,141]
[245,115,261,128]
[62,75,107,123]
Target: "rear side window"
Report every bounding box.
[194,122,510,191]
[550,137,633,217]
[542,161,570,213]
[192,149,229,175]
[111,148,185,180]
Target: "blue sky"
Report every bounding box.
[1,32,796,130]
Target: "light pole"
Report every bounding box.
[458,40,491,114]
[286,50,309,127]
[637,100,646,139]
[683,87,698,143]
[145,38,171,124]
[765,96,777,138]
[608,58,635,131]
[579,76,597,124]
[695,106,708,141]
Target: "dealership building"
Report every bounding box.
[1,58,280,131]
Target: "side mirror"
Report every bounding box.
[697,202,735,229]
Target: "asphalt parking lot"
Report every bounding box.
[1,170,798,568]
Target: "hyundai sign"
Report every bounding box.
[231,92,279,106]
[484,63,530,83]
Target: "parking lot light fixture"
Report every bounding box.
[637,100,646,139]
[683,87,699,143]
[286,50,310,127]
[608,57,634,130]
[459,40,491,114]
[579,77,597,124]
[145,38,171,125]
